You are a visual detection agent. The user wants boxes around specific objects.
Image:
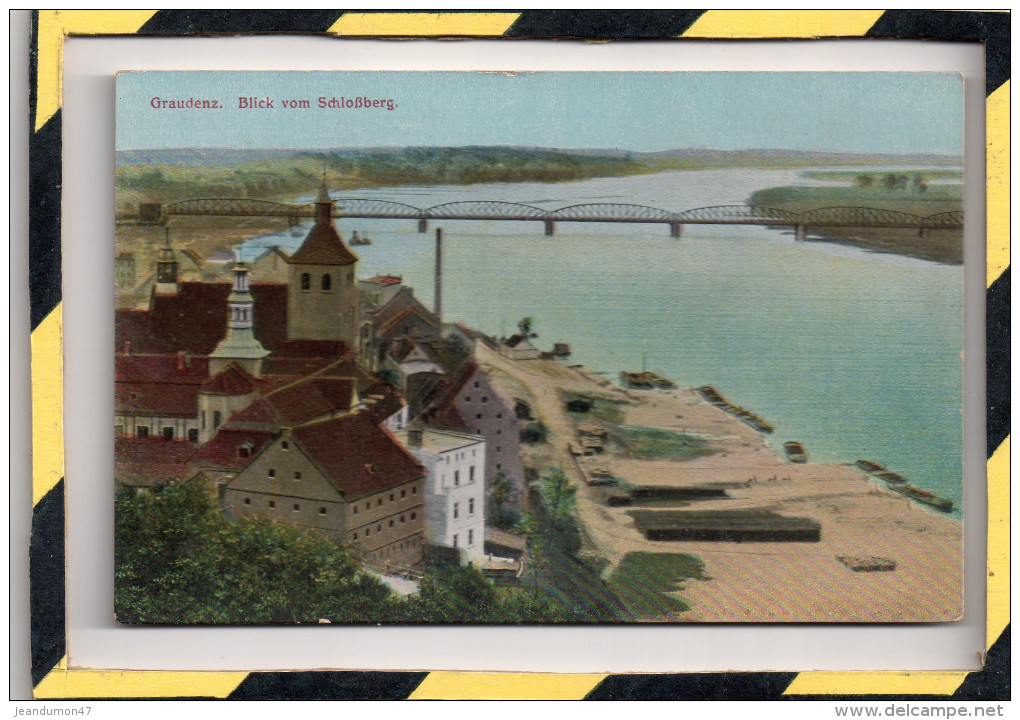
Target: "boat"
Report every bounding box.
[349,230,372,246]
[876,471,908,484]
[856,459,887,474]
[783,441,808,463]
[620,372,656,389]
[889,484,954,512]
[643,372,677,389]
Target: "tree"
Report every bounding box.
[115,483,400,624]
[490,470,516,527]
[539,468,578,533]
[517,316,537,338]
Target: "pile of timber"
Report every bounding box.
[629,509,821,542]
[837,555,897,572]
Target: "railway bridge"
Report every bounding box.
[148,198,964,239]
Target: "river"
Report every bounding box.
[241,168,964,514]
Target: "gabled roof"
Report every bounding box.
[115,437,198,487]
[289,222,358,266]
[266,377,356,426]
[293,413,424,499]
[189,427,276,472]
[199,362,258,396]
[116,354,210,383]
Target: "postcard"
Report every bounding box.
[113,70,964,624]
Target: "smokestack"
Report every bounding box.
[434,227,443,323]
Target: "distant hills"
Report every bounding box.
[116,145,962,168]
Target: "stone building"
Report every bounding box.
[224,412,426,567]
[397,427,486,563]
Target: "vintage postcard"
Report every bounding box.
[113,70,963,624]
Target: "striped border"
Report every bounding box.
[27,10,1009,701]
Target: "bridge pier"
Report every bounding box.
[544,220,556,236]
[918,227,930,238]
[418,218,429,233]
[669,222,684,238]
[795,224,808,241]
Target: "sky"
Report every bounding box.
[117,71,963,155]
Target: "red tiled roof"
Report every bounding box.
[189,427,276,471]
[132,282,287,355]
[360,382,405,424]
[116,382,201,417]
[418,402,470,433]
[294,413,423,498]
[289,221,358,266]
[200,362,258,395]
[364,275,403,286]
[115,354,210,383]
[265,377,356,426]
[115,437,198,487]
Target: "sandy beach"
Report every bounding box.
[476,343,963,623]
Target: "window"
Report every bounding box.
[389,520,394,527]
[497,463,501,470]
[213,411,222,429]
[353,532,358,539]
[268,469,276,478]
[468,529,474,545]
[244,498,251,505]
[294,471,302,480]
[238,444,250,458]
[464,396,471,402]
[377,499,382,507]
[163,427,174,439]
[321,274,332,292]
[453,534,459,548]
[136,426,149,438]
[497,429,502,435]
[482,396,488,403]
[389,493,394,502]
[293,504,300,511]
[469,466,475,483]
[496,413,502,419]
[411,512,416,520]
[474,381,479,388]
[300,273,310,291]
[268,501,276,508]
[319,507,327,515]
[496,447,501,453]
[476,413,482,420]
[412,486,417,494]
[454,470,460,486]
[400,515,405,523]
[281,441,289,450]
[453,503,459,519]
[366,528,370,536]
[188,428,199,442]
[469,498,475,514]
[353,506,358,515]
[377,524,381,531]
[401,489,406,498]
[201,411,206,429]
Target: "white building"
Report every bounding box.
[398,427,485,563]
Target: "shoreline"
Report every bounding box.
[475,344,962,623]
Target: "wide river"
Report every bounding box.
[242,168,964,514]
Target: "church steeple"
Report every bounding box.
[209,257,270,378]
[154,228,179,295]
[286,182,359,344]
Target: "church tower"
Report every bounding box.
[154,228,179,296]
[209,259,270,378]
[286,182,359,343]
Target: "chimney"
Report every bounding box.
[407,426,424,447]
[433,227,443,323]
[124,340,132,356]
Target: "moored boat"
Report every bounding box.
[856,459,887,474]
[783,441,808,463]
[889,484,954,512]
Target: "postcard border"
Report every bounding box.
[28,9,1009,700]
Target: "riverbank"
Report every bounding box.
[475,343,962,623]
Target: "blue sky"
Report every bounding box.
[117,71,963,155]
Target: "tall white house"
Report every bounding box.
[398,427,485,563]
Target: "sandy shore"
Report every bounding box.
[476,344,963,623]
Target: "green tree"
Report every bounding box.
[115,483,400,624]
[539,468,578,532]
[517,316,537,338]
[490,470,516,527]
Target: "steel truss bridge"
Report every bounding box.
[159,198,964,238]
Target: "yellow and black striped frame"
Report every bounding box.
[27,10,1010,700]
